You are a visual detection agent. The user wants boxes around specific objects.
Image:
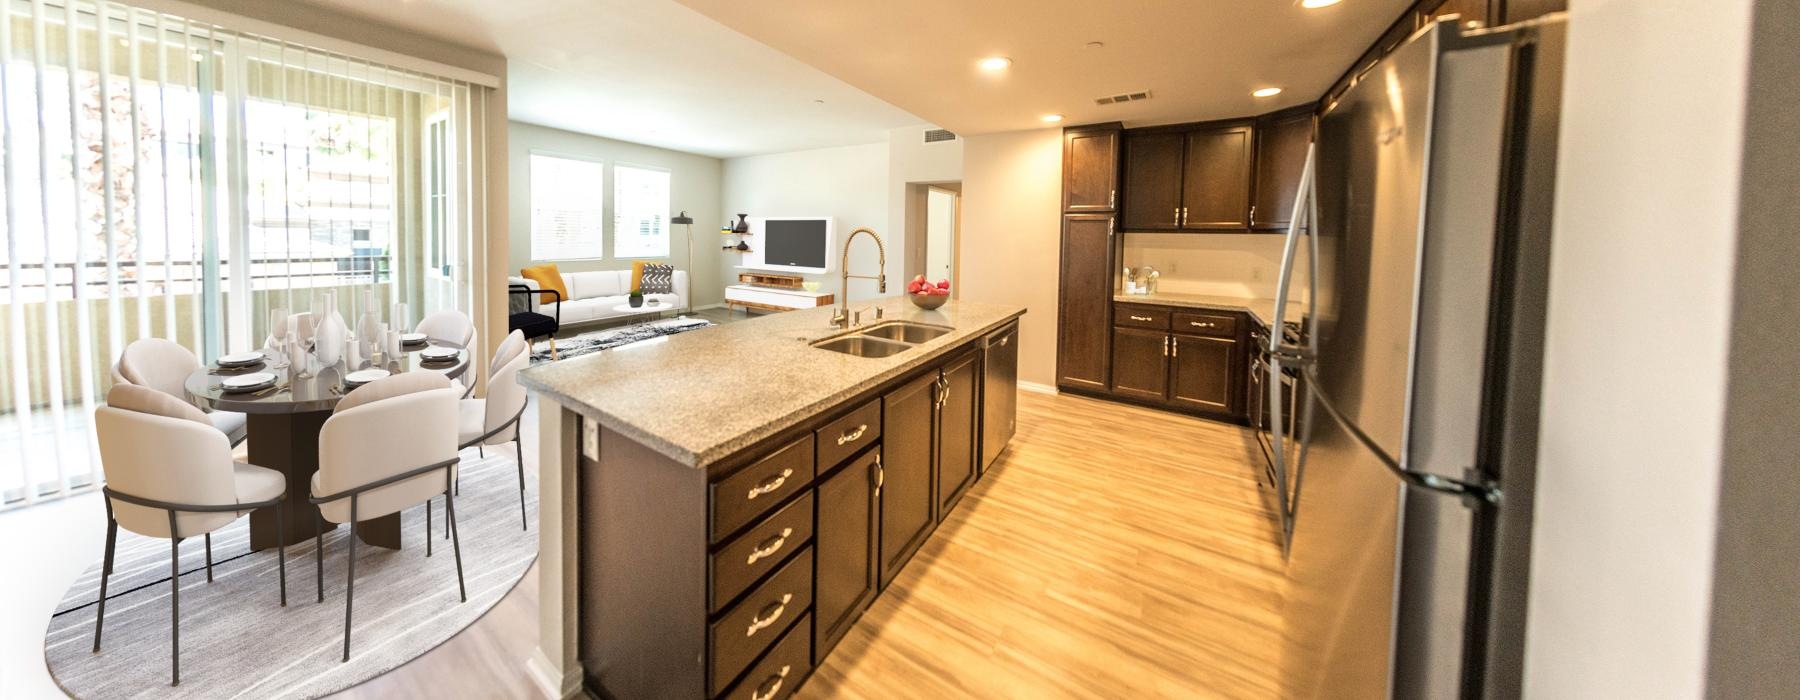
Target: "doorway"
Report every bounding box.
[906,183,960,295]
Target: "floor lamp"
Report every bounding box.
[673,210,695,311]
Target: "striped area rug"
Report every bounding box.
[43,448,538,699]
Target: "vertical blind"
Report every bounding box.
[0,0,491,510]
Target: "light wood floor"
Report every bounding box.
[330,389,1290,699]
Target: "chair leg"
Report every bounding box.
[342,496,358,662]
[550,336,558,361]
[315,513,325,604]
[92,515,117,653]
[478,444,484,459]
[425,498,433,558]
[517,440,528,531]
[445,487,467,603]
[275,500,287,607]
[204,532,213,583]
[167,511,181,686]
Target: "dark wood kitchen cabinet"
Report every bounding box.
[1181,123,1255,230]
[936,351,979,517]
[879,372,936,588]
[1122,132,1184,230]
[1120,121,1256,231]
[1170,333,1239,413]
[1111,326,1171,401]
[1252,107,1314,231]
[1062,124,1121,212]
[812,448,879,663]
[1056,214,1115,392]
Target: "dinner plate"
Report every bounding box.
[217,351,265,367]
[344,368,391,386]
[220,372,277,392]
[420,347,460,362]
[401,332,429,345]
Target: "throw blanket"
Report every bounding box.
[530,316,714,365]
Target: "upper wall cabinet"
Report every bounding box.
[1062,124,1122,212]
[1251,107,1315,231]
[1122,121,1255,231]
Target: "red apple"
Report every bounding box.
[935,280,950,290]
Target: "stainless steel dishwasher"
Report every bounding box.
[980,320,1019,472]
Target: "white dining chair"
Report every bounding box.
[417,309,478,397]
[311,371,464,662]
[93,384,288,686]
[458,341,531,530]
[113,337,248,447]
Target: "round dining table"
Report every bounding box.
[187,341,470,552]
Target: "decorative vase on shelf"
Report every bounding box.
[733,213,749,233]
[735,240,750,251]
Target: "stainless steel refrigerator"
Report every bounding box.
[1267,14,1566,699]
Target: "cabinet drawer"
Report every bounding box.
[712,435,815,543]
[710,548,814,696]
[1172,311,1238,338]
[712,493,815,614]
[1114,303,1170,330]
[718,613,812,700]
[814,399,880,471]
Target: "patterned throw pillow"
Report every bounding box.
[639,263,674,294]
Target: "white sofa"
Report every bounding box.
[508,268,689,326]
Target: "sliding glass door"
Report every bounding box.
[0,0,489,508]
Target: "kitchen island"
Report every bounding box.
[518,298,1026,700]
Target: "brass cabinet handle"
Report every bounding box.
[1172,336,1179,357]
[1129,315,1154,322]
[835,424,868,446]
[999,335,1010,346]
[1109,189,1116,208]
[746,594,793,637]
[745,528,793,565]
[1182,206,1189,224]
[746,469,793,500]
[1163,335,1170,357]
[752,665,792,700]
[1189,321,1216,328]
[1173,206,1180,225]
[874,453,885,496]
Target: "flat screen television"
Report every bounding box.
[745,217,833,274]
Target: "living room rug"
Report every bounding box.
[530,315,714,365]
[43,448,537,699]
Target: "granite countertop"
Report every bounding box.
[519,298,1026,470]
[1112,291,1305,328]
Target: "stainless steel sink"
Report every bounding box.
[856,321,953,344]
[810,335,914,358]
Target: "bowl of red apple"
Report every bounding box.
[906,275,951,310]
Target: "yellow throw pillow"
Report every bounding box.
[521,263,568,304]
[630,260,647,293]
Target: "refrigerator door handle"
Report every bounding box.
[1299,362,1503,505]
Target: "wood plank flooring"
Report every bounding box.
[329,389,1290,699]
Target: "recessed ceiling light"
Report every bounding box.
[1041,114,1064,123]
[1085,41,1105,50]
[978,56,1012,72]
[1252,87,1283,97]
[1301,0,1343,8]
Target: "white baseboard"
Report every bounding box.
[1019,380,1058,395]
[527,649,585,700]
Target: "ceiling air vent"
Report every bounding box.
[923,128,957,143]
[1094,90,1153,106]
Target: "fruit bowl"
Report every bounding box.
[908,292,949,310]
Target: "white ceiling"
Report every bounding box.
[290,0,926,158]
[675,0,1415,133]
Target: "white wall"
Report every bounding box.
[959,128,1063,387]
[888,125,964,253]
[509,121,726,306]
[719,142,892,302]
[1523,0,1753,696]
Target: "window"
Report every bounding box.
[530,154,604,261]
[612,165,670,259]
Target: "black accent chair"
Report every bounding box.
[508,284,560,361]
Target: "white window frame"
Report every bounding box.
[528,151,607,262]
[610,162,671,260]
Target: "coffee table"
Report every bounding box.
[612,301,672,321]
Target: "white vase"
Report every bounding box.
[314,302,348,369]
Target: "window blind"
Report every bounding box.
[528,153,603,261]
[0,0,491,510]
[612,164,669,259]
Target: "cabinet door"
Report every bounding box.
[879,372,936,589]
[1182,124,1255,230]
[1170,333,1238,415]
[1500,0,1561,23]
[813,449,879,663]
[1056,215,1114,391]
[1122,132,1184,230]
[1110,327,1170,402]
[1062,127,1119,212]
[936,352,979,519]
[1252,109,1313,231]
